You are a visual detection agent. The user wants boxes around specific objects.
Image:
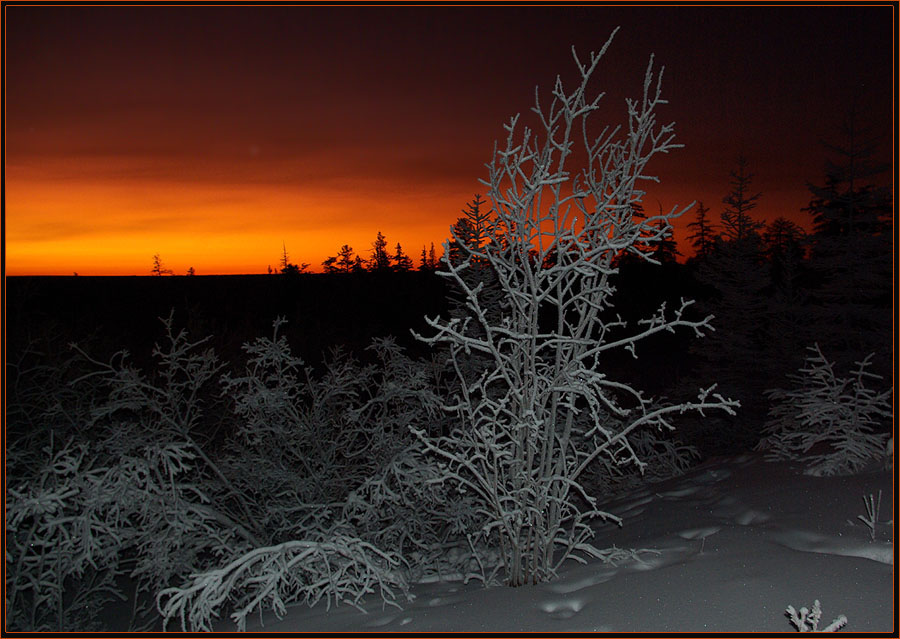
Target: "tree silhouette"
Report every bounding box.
[803,103,891,363]
[720,156,764,242]
[686,201,715,261]
[685,158,770,449]
[762,216,811,376]
[419,242,439,271]
[650,203,680,264]
[337,245,357,273]
[323,244,359,273]
[368,231,392,272]
[152,254,173,276]
[279,242,309,275]
[805,100,891,240]
[763,217,806,284]
[321,256,339,273]
[279,242,290,272]
[392,243,413,272]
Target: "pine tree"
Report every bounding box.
[720,156,764,243]
[336,245,356,273]
[803,103,891,364]
[152,254,173,276]
[392,242,413,272]
[686,201,715,261]
[762,217,811,376]
[368,231,391,272]
[279,242,290,272]
[763,217,806,286]
[651,203,680,264]
[321,256,339,273]
[279,242,308,275]
[419,243,440,272]
[686,159,771,448]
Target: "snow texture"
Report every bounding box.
[235,453,893,633]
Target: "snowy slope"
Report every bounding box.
[234,453,893,633]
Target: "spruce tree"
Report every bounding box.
[686,201,715,261]
[720,156,764,242]
[336,245,356,273]
[803,104,891,365]
[392,242,414,272]
[368,231,392,272]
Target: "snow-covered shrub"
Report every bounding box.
[154,319,458,628]
[786,599,847,632]
[414,29,738,586]
[6,314,266,631]
[220,319,442,542]
[156,536,408,632]
[5,439,125,631]
[757,343,892,476]
[340,443,491,584]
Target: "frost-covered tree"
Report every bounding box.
[757,343,892,476]
[414,30,737,587]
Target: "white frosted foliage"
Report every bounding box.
[758,343,892,476]
[414,28,738,586]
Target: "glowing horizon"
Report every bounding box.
[4,6,890,276]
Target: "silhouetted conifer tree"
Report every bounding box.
[152,254,173,276]
[683,158,772,450]
[392,242,413,272]
[279,242,308,275]
[763,217,806,288]
[322,256,339,273]
[686,201,715,261]
[368,231,392,272]
[651,204,680,264]
[720,156,765,242]
[803,103,891,365]
[762,216,811,374]
[336,245,356,273]
[419,243,440,271]
[324,244,358,273]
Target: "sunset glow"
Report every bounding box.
[4,5,892,275]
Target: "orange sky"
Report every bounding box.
[3,5,893,276]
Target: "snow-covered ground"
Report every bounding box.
[235,453,894,633]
